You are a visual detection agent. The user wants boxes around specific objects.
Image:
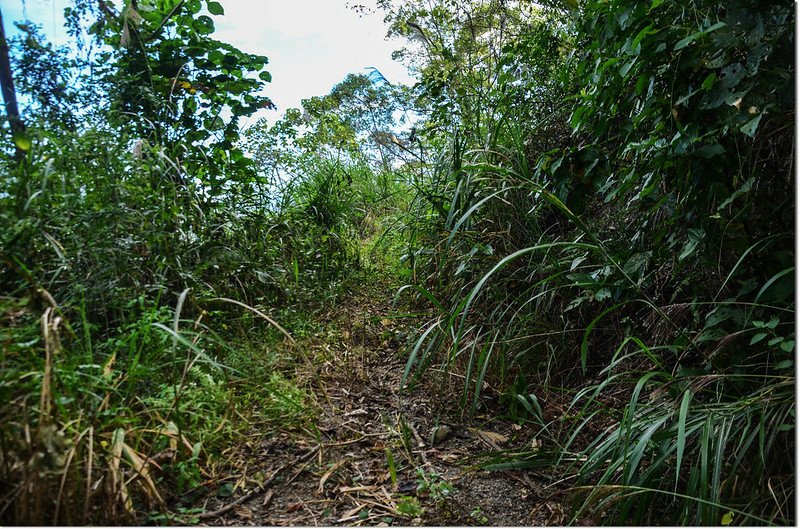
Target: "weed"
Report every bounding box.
[386,447,398,490]
[397,495,424,518]
[470,506,489,524]
[415,468,456,503]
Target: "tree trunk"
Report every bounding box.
[0,7,26,158]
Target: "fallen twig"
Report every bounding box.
[317,460,348,493]
[324,435,368,447]
[406,422,429,466]
[343,494,398,515]
[338,485,378,493]
[407,421,425,449]
[198,446,319,520]
[262,489,274,508]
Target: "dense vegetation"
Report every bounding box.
[0,0,793,525]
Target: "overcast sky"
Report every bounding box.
[2,0,416,125]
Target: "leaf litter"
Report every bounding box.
[187,280,568,526]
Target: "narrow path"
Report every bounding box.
[195,279,563,526]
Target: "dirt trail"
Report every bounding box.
[194,280,564,526]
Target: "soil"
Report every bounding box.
[184,278,573,526]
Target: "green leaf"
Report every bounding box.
[12,131,32,151]
[696,144,725,158]
[207,1,224,15]
[740,113,762,138]
[717,177,754,210]
[705,21,727,33]
[674,22,726,51]
[571,106,588,129]
[620,59,636,78]
[259,71,273,82]
[701,73,716,91]
[719,62,745,89]
[385,447,397,488]
[525,393,544,422]
[208,50,224,65]
[186,0,202,14]
[721,511,734,526]
[624,410,669,483]
[780,340,794,353]
[622,252,649,277]
[679,229,705,260]
[217,482,233,497]
[193,15,215,34]
[204,116,225,131]
[674,34,696,51]
[631,24,656,53]
[749,332,768,345]
[675,87,701,106]
[635,74,649,95]
[705,307,746,328]
[774,359,793,370]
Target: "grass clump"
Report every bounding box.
[385,0,795,524]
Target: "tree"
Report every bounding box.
[65,0,276,198]
[378,0,563,144]
[0,7,27,158]
[246,72,409,182]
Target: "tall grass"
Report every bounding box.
[0,117,403,522]
[391,0,794,523]
[1,288,226,523]
[399,108,793,526]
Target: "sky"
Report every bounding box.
[1,0,417,126]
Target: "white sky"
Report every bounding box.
[1,0,416,125]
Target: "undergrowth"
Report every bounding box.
[0,39,408,523]
[388,0,795,525]
[0,0,794,525]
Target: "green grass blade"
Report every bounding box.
[471,330,498,414]
[675,388,693,491]
[173,288,190,356]
[754,266,795,303]
[445,187,509,251]
[581,302,630,375]
[401,320,441,389]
